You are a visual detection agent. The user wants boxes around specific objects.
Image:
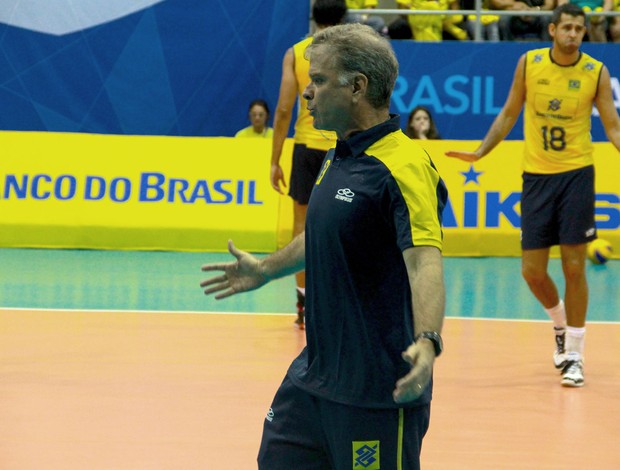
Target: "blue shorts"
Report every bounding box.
[257,374,430,470]
[521,165,596,250]
[289,144,328,205]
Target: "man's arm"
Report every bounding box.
[393,245,445,403]
[271,47,298,194]
[200,234,305,300]
[445,54,527,162]
[595,65,620,151]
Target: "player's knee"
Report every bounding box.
[521,265,546,286]
[561,259,585,283]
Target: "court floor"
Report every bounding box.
[1,248,619,469]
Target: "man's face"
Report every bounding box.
[303,45,353,135]
[550,14,586,54]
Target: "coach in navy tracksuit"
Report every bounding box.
[201,23,448,470]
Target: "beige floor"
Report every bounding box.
[1,310,619,469]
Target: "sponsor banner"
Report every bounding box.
[0,132,617,257]
[391,42,620,142]
[422,140,620,257]
[0,131,292,252]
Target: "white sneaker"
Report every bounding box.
[553,331,567,369]
[561,358,584,387]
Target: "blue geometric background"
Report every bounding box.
[0,0,308,136]
[1,1,617,139]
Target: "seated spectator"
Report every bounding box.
[557,0,614,42]
[495,0,555,41]
[405,106,442,139]
[462,0,501,40]
[397,0,467,41]
[234,99,273,138]
[344,0,389,35]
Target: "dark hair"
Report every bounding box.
[551,3,585,25]
[405,106,441,140]
[248,99,270,117]
[312,0,347,27]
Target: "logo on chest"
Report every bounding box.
[335,188,355,203]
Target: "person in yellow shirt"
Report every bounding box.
[397,0,467,40]
[446,4,620,388]
[270,0,346,328]
[234,99,274,138]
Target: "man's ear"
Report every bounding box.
[351,73,369,103]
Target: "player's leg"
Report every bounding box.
[521,248,568,369]
[557,243,588,387]
[521,248,558,308]
[288,144,328,329]
[321,400,430,470]
[293,201,308,328]
[288,144,310,328]
[559,243,588,329]
[520,172,567,369]
[258,375,331,469]
[556,166,596,387]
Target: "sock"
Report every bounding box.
[544,300,566,333]
[296,287,305,309]
[566,326,586,359]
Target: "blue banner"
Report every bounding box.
[0,0,308,136]
[0,2,618,140]
[391,41,620,141]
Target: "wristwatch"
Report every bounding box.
[415,331,443,357]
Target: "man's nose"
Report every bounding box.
[302,84,313,101]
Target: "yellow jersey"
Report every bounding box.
[292,36,337,150]
[234,126,273,138]
[346,0,378,7]
[523,48,603,174]
[398,0,448,41]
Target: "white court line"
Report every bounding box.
[1,307,618,325]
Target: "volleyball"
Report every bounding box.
[587,239,613,264]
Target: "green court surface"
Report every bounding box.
[0,248,618,323]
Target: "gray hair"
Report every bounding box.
[307,23,399,109]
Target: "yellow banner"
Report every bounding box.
[0,132,291,252]
[0,132,617,258]
[421,140,620,257]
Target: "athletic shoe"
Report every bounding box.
[295,291,305,330]
[553,330,567,370]
[561,359,584,387]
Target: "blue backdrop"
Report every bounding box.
[0,0,308,136]
[0,1,618,140]
[391,41,620,141]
